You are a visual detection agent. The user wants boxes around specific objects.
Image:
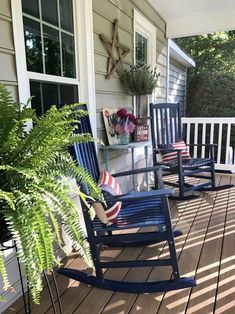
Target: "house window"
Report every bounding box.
[135,32,147,66]
[22,0,78,115]
[30,82,78,116]
[134,10,156,67]
[134,10,157,113]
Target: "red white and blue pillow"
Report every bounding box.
[93,170,122,225]
[159,140,191,163]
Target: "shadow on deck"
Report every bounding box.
[4,173,235,314]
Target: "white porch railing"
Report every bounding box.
[182,117,235,171]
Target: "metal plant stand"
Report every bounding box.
[0,234,63,314]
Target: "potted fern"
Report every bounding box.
[0,84,101,303]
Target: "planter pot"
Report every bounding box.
[136,95,148,119]
[119,133,130,145]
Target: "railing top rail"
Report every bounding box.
[182,117,235,123]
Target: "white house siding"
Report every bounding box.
[93,0,168,180]
[169,58,187,113]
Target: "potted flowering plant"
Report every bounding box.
[104,108,136,145]
[120,65,160,123]
[115,108,136,144]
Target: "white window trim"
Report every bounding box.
[11,0,96,136]
[75,0,97,136]
[133,11,156,160]
[134,10,156,106]
[11,0,31,105]
[134,10,156,70]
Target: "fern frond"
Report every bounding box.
[0,84,101,304]
[0,250,10,290]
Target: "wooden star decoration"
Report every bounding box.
[99,19,130,79]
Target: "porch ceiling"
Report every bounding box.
[148,0,235,38]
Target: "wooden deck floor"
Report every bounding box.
[4,173,235,314]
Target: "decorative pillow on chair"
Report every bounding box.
[159,140,191,163]
[93,170,122,225]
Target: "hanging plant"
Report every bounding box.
[120,64,160,95]
[0,84,102,303]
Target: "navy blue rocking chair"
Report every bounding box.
[150,103,233,200]
[57,105,196,293]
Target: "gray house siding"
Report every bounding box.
[169,58,187,112]
[93,0,168,171]
[0,0,18,99]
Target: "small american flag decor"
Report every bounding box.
[133,125,149,142]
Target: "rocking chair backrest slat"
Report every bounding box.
[70,105,100,189]
[150,103,182,145]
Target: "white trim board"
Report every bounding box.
[169,39,195,68]
[75,0,97,136]
[134,10,156,70]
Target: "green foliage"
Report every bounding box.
[176,32,235,83]
[120,64,160,95]
[186,72,235,117]
[175,31,235,118]
[0,84,102,303]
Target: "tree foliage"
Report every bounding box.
[175,31,235,117]
[186,72,235,117]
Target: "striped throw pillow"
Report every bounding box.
[160,140,191,163]
[93,170,122,225]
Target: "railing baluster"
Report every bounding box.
[186,123,190,145]
[210,123,214,144]
[225,123,231,164]
[193,123,198,158]
[201,123,206,158]
[181,117,235,171]
[217,123,223,164]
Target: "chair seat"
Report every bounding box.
[165,158,213,170]
[93,198,165,232]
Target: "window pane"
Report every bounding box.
[30,81,79,116]
[62,33,76,78]
[43,25,61,75]
[24,17,43,73]
[135,32,147,66]
[30,81,42,116]
[22,0,39,18]
[59,0,74,32]
[60,85,78,106]
[42,83,59,113]
[41,0,58,26]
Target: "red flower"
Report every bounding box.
[117,108,128,118]
[127,113,136,123]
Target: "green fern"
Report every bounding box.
[0,84,102,304]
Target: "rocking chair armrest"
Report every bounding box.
[105,188,174,203]
[112,165,166,178]
[153,148,184,154]
[186,143,217,148]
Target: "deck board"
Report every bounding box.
[4,174,235,314]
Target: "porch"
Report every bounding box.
[5,173,235,314]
